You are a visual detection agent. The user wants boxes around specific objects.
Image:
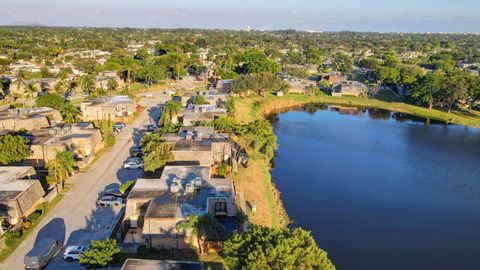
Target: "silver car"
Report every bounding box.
[97,195,123,206]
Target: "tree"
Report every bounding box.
[231,73,289,98]
[178,214,227,254]
[223,225,335,270]
[24,82,38,105]
[119,180,135,195]
[106,77,118,96]
[140,132,174,172]
[80,238,120,269]
[36,93,64,110]
[333,53,353,73]
[79,74,95,95]
[375,66,400,84]
[159,101,182,126]
[399,64,424,85]
[411,71,444,109]
[0,133,30,165]
[61,103,80,123]
[441,73,469,113]
[46,150,75,190]
[191,95,209,105]
[242,50,281,74]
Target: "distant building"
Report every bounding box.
[94,71,123,90]
[0,166,45,226]
[80,96,137,121]
[287,79,316,94]
[121,259,203,270]
[331,81,368,97]
[0,107,62,131]
[178,105,227,126]
[123,166,236,249]
[26,123,104,168]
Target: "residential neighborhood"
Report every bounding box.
[0,17,479,270]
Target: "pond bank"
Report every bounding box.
[233,93,480,228]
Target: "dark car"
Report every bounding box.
[24,238,63,269]
[130,146,143,157]
[102,188,124,198]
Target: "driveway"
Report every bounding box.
[0,93,169,270]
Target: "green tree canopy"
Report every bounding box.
[0,133,30,165]
[80,238,120,269]
[36,93,64,110]
[223,225,335,270]
[46,150,75,189]
[140,132,174,172]
[191,95,209,105]
[159,101,182,126]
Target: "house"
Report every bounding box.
[178,105,227,126]
[0,107,62,131]
[215,80,233,93]
[161,126,231,166]
[323,74,349,85]
[80,96,137,121]
[121,259,203,270]
[0,166,45,226]
[331,81,368,97]
[195,91,227,107]
[123,165,236,249]
[26,123,104,168]
[288,79,316,94]
[94,71,123,90]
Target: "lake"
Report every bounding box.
[270,105,480,270]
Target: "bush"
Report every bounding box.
[106,135,116,147]
[217,162,230,177]
[4,230,23,247]
[27,210,43,224]
[119,181,135,195]
[22,221,32,230]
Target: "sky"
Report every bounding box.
[0,0,479,33]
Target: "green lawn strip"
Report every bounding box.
[262,166,279,228]
[0,192,66,262]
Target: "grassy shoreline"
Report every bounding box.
[233,92,480,228]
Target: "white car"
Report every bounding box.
[123,157,144,169]
[63,245,87,262]
[97,195,123,206]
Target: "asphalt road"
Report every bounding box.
[0,93,168,270]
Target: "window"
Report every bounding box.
[214,202,227,214]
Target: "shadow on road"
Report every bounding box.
[34,218,66,245]
[66,206,116,247]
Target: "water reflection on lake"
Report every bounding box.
[270,105,480,270]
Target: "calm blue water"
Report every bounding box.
[270,106,480,270]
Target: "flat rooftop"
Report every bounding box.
[121,259,203,270]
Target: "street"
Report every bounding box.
[0,92,168,270]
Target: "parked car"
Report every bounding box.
[123,157,144,169]
[129,146,143,157]
[63,245,87,262]
[24,238,63,269]
[97,195,123,206]
[112,127,122,135]
[113,122,126,129]
[82,92,88,97]
[102,188,124,198]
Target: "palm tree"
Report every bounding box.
[61,103,80,123]
[79,74,95,95]
[24,82,38,107]
[16,69,28,92]
[106,77,118,96]
[46,150,75,191]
